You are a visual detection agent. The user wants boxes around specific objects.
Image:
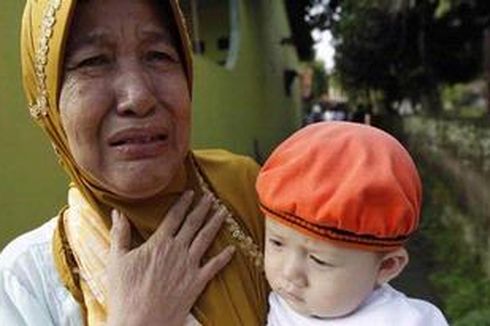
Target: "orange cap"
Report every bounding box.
[256,122,422,251]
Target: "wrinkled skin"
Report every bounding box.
[60,0,190,199]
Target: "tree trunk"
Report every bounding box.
[420,82,443,114]
[484,27,490,117]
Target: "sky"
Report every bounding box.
[312,29,335,72]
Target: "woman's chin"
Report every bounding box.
[101,164,176,200]
[108,179,169,200]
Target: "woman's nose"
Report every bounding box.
[114,66,157,117]
[282,255,307,288]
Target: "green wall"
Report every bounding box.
[0,1,68,248]
[192,0,301,158]
[0,0,301,248]
[197,1,230,65]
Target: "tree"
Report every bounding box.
[304,0,490,114]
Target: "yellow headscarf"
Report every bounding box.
[21,0,194,234]
[21,1,267,325]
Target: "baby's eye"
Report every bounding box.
[309,255,333,267]
[268,238,283,247]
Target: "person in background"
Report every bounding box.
[351,103,372,125]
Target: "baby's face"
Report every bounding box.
[264,218,382,318]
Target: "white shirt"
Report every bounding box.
[0,219,201,326]
[267,285,449,326]
[1,219,449,326]
[0,219,83,326]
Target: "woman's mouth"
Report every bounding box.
[110,134,167,146]
[108,129,169,160]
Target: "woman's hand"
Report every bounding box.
[106,191,234,326]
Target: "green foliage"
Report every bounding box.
[407,119,490,323]
[433,274,490,321]
[333,7,399,96]
[419,166,490,322]
[435,0,453,18]
[441,82,487,118]
[453,309,490,326]
[405,117,490,175]
[427,210,490,319]
[311,60,328,98]
[318,0,490,113]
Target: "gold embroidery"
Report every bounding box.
[193,161,264,270]
[29,0,62,119]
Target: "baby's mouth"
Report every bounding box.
[281,290,304,303]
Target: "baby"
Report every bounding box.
[256,122,448,325]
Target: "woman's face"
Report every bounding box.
[60,0,190,199]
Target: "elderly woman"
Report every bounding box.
[0,0,268,325]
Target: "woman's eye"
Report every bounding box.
[145,51,177,63]
[77,55,110,68]
[309,255,332,267]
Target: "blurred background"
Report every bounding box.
[1,1,489,324]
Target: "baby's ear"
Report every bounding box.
[376,247,409,285]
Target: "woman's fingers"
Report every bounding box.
[110,210,131,256]
[176,194,213,246]
[149,190,194,245]
[198,246,235,285]
[189,206,227,262]
[107,199,236,326]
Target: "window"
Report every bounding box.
[181,0,240,69]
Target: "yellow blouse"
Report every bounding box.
[53,149,268,326]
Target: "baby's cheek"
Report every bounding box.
[263,259,279,288]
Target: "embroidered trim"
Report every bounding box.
[29,0,62,119]
[193,161,264,270]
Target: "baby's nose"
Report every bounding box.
[282,256,307,288]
